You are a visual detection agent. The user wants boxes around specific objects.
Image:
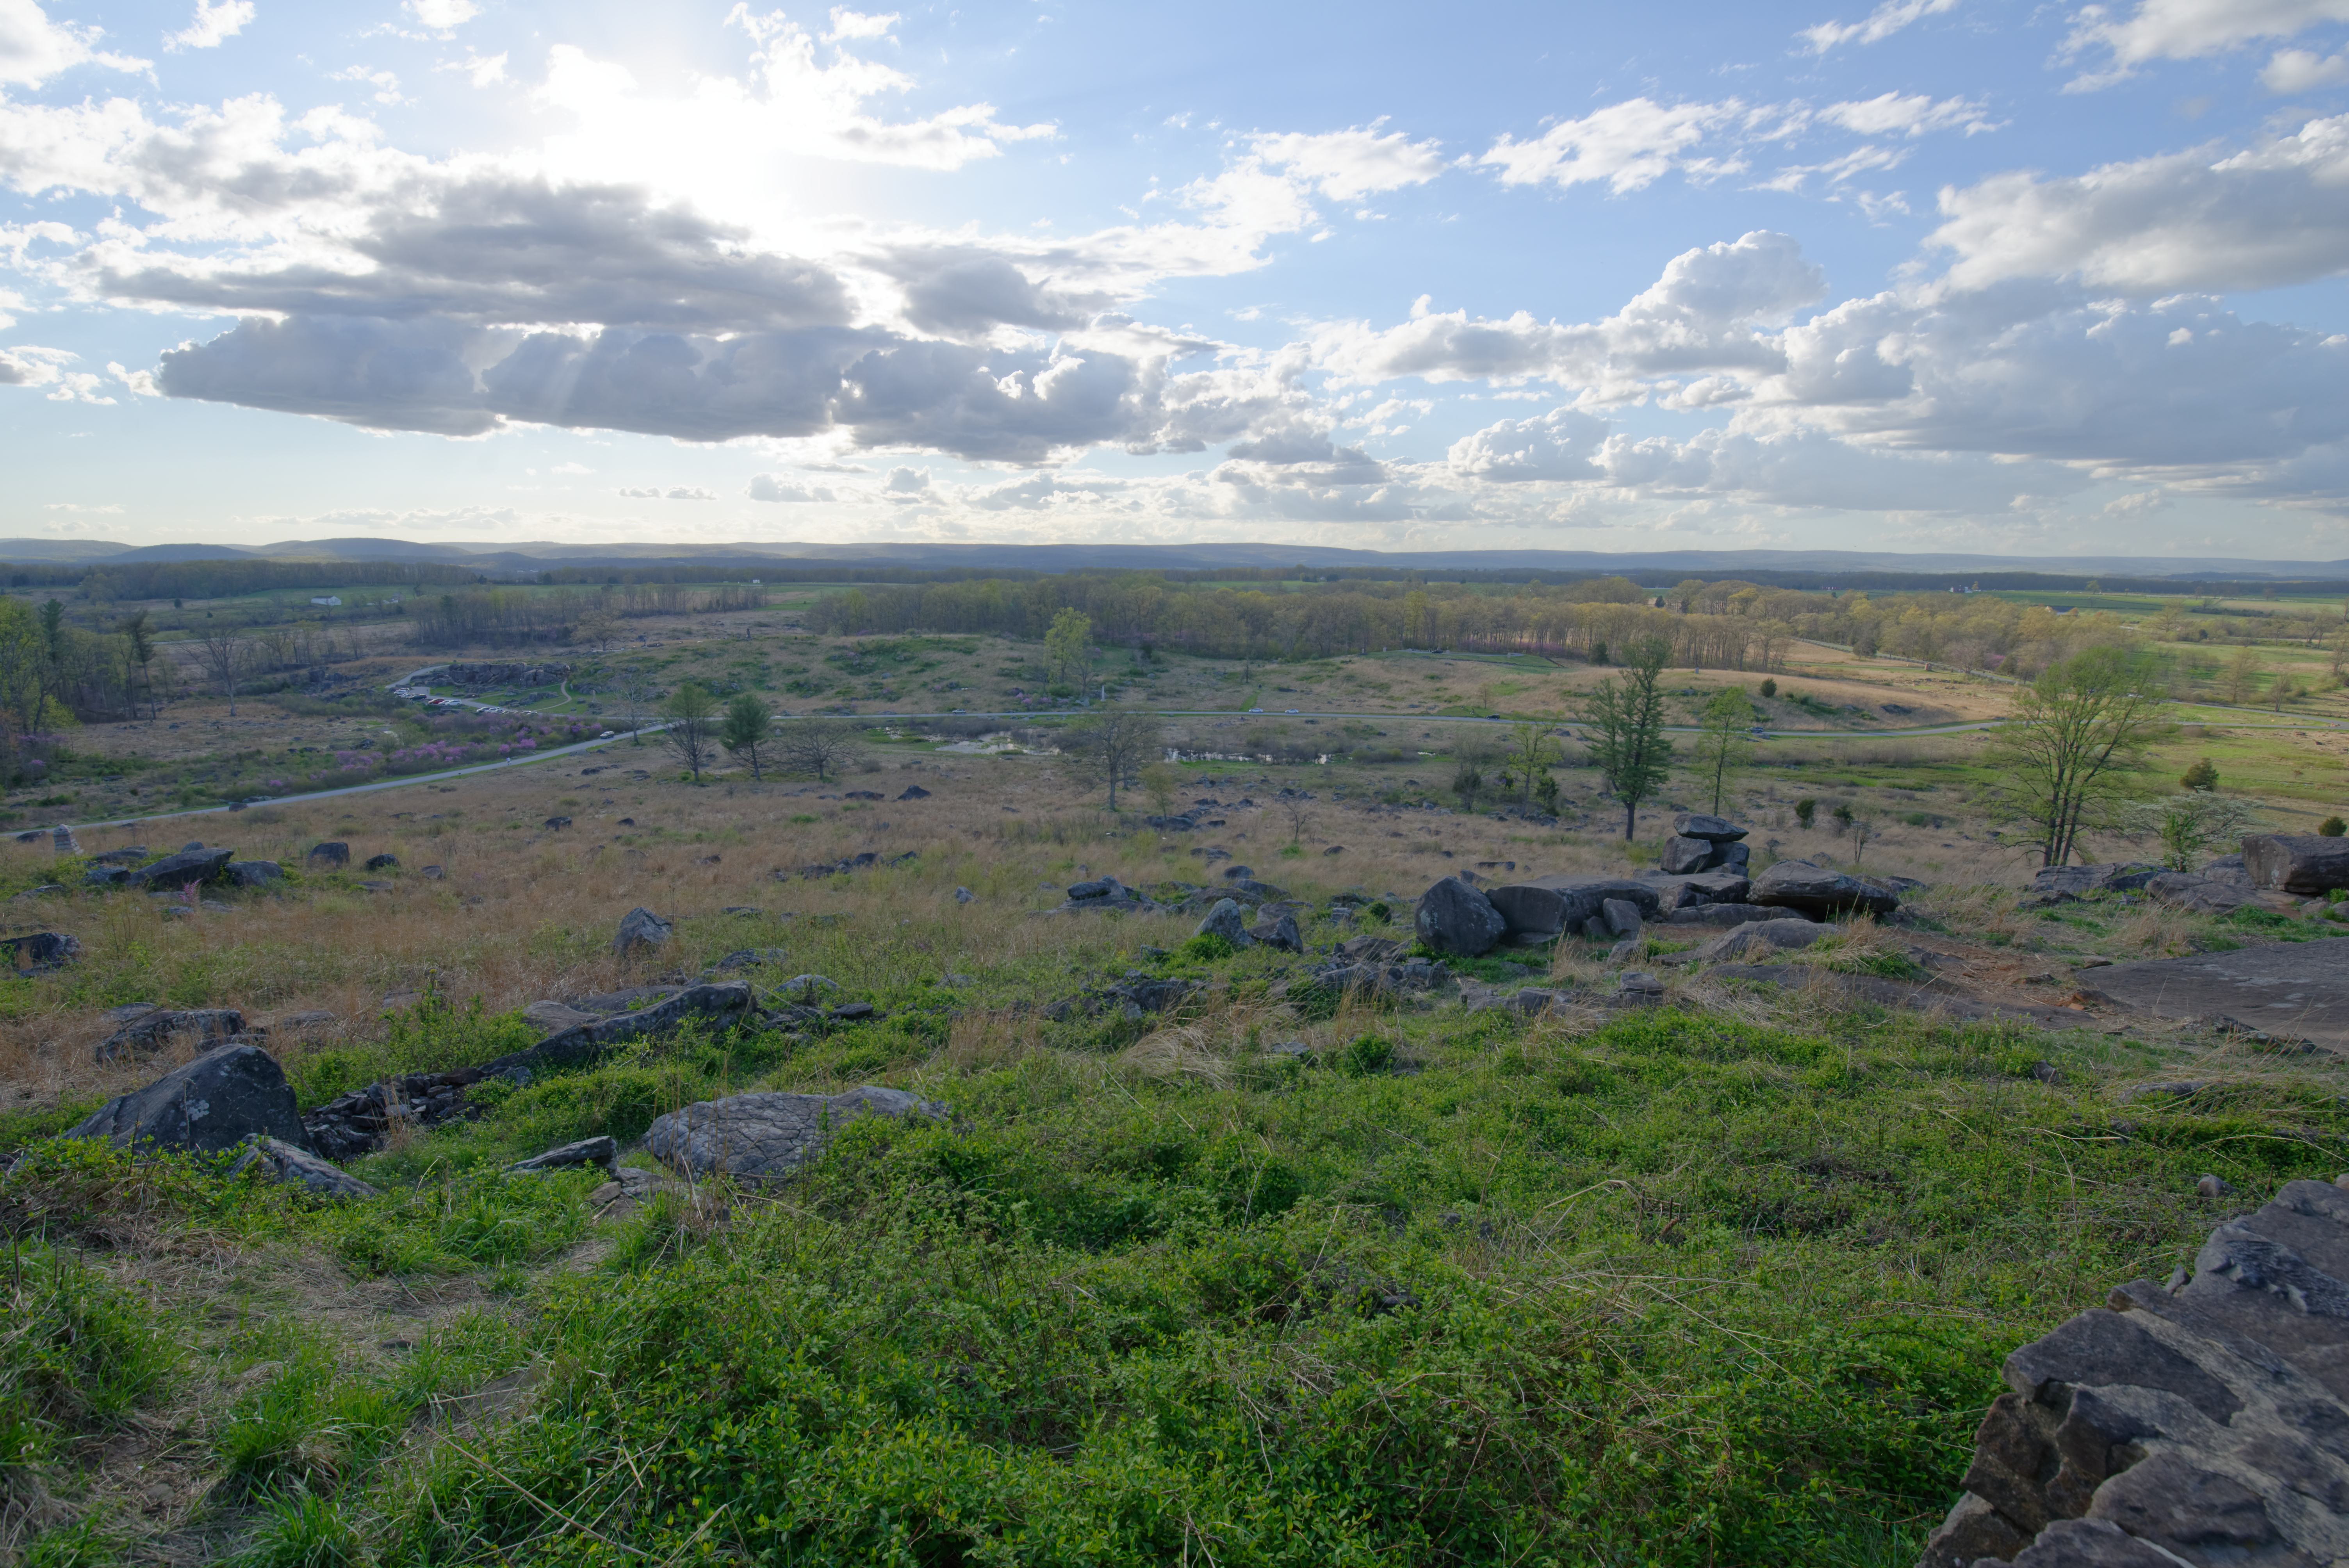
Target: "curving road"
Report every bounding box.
[49,690,2345,838]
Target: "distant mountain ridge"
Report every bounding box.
[4,536,2345,579]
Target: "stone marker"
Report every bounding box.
[646,1085,949,1183]
[68,1044,306,1155]
[2082,935,2349,1048]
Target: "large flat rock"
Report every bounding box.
[2086,935,2349,1046]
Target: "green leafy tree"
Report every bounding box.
[1503,721,1565,814]
[1583,635,1674,840]
[1987,648,2173,867]
[1044,608,1094,693]
[720,692,774,780]
[661,681,722,782]
[1688,688,1753,814]
[2119,792,2263,871]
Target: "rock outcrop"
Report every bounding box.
[68,1044,307,1155]
[1749,861,1902,918]
[94,1005,247,1064]
[1483,876,1663,944]
[1918,1178,2349,1568]
[645,1086,949,1183]
[2243,834,2349,896]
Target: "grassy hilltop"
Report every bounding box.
[1,568,2347,1565]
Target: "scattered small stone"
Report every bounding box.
[614,906,673,957]
[507,1135,618,1175]
[228,1136,378,1201]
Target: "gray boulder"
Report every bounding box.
[478,982,753,1080]
[522,1000,601,1035]
[125,846,233,889]
[2242,834,2349,895]
[1748,861,1899,918]
[1483,875,1662,942]
[1247,909,1304,953]
[1196,898,1255,948]
[94,1006,246,1064]
[2147,871,2255,916]
[1675,918,1841,965]
[645,1086,949,1183]
[2028,862,2160,902]
[1671,813,1749,843]
[1657,835,1713,875]
[305,842,350,867]
[0,932,78,971]
[228,1136,378,1200]
[1414,876,1507,958]
[1649,871,1752,910]
[68,1044,305,1155]
[226,861,283,888]
[507,1135,618,1174]
[613,906,673,957]
[1666,902,1781,928]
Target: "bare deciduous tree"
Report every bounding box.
[775,717,865,782]
[1063,708,1162,810]
[194,624,251,717]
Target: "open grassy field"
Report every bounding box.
[3,602,2349,1565]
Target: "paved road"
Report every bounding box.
[50,690,2345,838]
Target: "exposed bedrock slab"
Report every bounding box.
[2083,936,2349,1049]
[1918,1176,2349,1567]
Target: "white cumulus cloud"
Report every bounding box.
[1798,0,1960,53]
[1929,113,2349,293]
[2061,0,2349,89]
[748,474,836,501]
[0,0,147,85]
[166,0,253,51]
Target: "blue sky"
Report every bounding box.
[4,0,2349,558]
